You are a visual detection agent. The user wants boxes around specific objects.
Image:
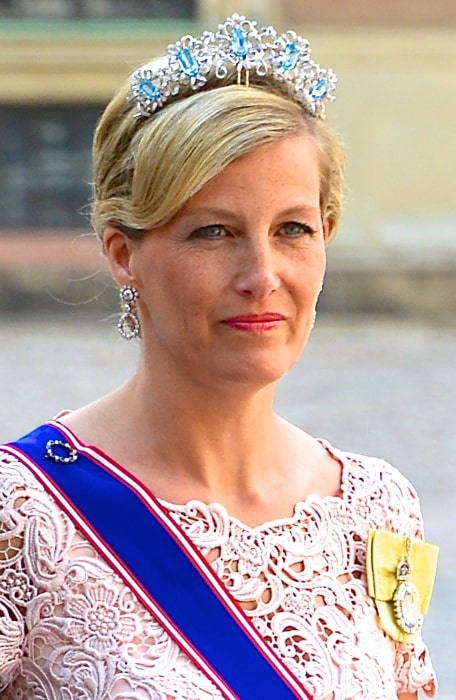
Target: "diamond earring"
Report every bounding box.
[117,285,140,340]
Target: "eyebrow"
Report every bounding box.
[179,204,320,220]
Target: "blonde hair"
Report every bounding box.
[92,66,345,242]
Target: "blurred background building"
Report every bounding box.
[1,0,456,315]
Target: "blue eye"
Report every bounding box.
[280,222,316,237]
[189,224,227,239]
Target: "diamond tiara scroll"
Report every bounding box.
[130,14,337,119]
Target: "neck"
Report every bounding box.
[62,352,337,526]
[120,359,280,498]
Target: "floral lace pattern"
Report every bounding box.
[0,441,436,700]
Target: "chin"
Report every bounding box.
[217,355,295,389]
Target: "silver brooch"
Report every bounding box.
[45,439,78,464]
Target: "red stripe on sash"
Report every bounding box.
[6,421,313,700]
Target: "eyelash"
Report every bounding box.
[189,224,226,240]
[280,222,317,237]
[188,222,317,240]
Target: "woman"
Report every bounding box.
[0,15,437,700]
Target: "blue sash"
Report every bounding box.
[7,422,312,700]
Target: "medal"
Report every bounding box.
[392,537,423,634]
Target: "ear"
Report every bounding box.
[103,226,137,287]
[322,218,331,245]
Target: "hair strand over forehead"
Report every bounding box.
[92,72,344,243]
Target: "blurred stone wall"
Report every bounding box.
[199,0,456,26]
[280,0,456,26]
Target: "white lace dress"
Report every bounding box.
[0,437,436,700]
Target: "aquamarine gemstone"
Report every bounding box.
[310,78,328,100]
[177,47,199,77]
[231,27,248,58]
[139,79,160,100]
[281,42,300,71]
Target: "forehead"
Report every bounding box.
[184,133,321,209]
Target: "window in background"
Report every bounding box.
[0,0,195,18]
[0,105,103,229]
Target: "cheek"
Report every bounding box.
[311,245,327,285]
[143,259,219,318]
[294,249,326,295]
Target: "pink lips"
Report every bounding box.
[222,313,285,333]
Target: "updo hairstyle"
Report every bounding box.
[91,62,345,243]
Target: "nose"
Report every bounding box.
[233,237,281,299]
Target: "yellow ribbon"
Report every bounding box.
[366,529,439,643]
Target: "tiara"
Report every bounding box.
[130,14,337,119]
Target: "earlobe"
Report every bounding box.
[103,226,136,286]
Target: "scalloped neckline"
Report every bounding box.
[159,438,351,532]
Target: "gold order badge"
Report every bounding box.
[392,537,423,634]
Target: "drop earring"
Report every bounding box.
[117,285,140,340]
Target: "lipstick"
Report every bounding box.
[222,313,285,333]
